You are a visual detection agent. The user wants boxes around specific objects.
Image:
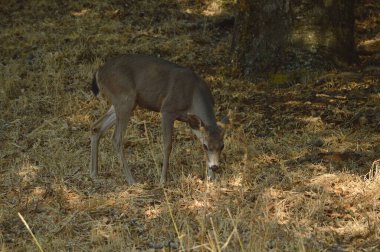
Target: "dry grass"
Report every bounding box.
[1,0,380,251]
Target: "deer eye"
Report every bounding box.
[203,144,208,151]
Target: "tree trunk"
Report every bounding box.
[232,0,356,78]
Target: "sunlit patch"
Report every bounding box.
[299,116,325,131]
[300,116,323,123]
[71,9,89,17]
[309,173,339,189]
[366,160,380,183]
[63,187,83,207]
[32,186,46,197]
[90,223,122,245]
[202,1,223,16]
[18,161,40,183]
[188,199,207,210]
[145,207,161,219]
[309,173,368,198]
[229,175,242,187]
[262,188,304,225]
[316,220,368,240]
[67,114,91,123]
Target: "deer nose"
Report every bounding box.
[210,165,221,173]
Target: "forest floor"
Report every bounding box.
[1,0,379,251]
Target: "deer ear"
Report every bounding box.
[187,114,204,130]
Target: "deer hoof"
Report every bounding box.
[126,177,136,185]
[90,172,97,179]
[159,178,166,186]
[127,180,136,186]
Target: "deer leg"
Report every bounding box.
[160,112,176,185]
[112,99,136,185]
[90,106,116,178]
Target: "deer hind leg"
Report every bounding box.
[160,112,176,185]
[90,106,116,178]
[112,97,136,185]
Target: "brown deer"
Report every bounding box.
[90,54,227,185]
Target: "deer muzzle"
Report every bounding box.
[207,151,221,174]
[210,165,221,173]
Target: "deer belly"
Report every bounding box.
[136,94,162,112]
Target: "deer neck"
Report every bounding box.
[190,88,218,130]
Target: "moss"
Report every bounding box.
[269,69,315,86]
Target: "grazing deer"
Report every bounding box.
[90,54,227,185]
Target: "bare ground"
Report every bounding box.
[0,0,380,251]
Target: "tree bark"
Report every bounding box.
[232,0,356,78]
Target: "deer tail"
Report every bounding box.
[91,71,99,96]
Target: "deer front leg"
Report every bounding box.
[160,112,175,185]
[112,101,136,185]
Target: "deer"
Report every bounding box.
[89,54,227,185]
